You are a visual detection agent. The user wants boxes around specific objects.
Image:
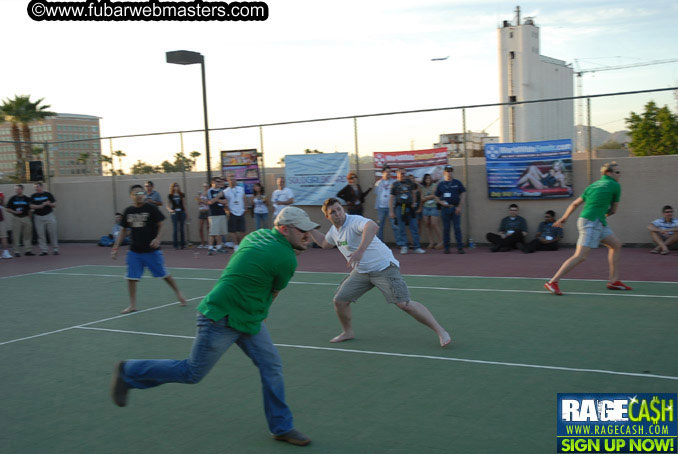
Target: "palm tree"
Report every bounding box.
[78,152,91,174]
[100,155,113,176]
[190,151,201,170]
[0,95,55,181]
[113,150,126,175]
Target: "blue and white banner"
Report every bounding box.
[285,153,350,205]
[485,139,574,199]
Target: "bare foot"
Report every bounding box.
[330,332,354,343]
[120,307,138,314]
[177,293,187,307]
[439,331,451,347]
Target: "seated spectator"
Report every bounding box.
[647,205,678,255]
[336,172,371,215]
[524,210,563,253]
[99,213,129,247]
[486,203,528,252]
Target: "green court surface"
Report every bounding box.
[1,266,677,453]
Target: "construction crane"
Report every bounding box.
[574,58,678,151]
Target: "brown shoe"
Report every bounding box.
[273,429,311,446]
[110,361,129,407]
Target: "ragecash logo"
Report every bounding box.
[557,394,677,453]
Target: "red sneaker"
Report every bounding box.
[607,281,632,291]
[544,281,562,295]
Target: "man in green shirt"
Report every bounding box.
[110,207,319,446]
[545,161,632,295]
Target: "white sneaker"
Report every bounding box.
[225,241,234,248]
[1,250,12,259]
[414,248,426,254]
[400,246,408,254]
[233,245,239,251]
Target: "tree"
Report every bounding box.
[113,150,126,174]
[190,151,201,170]
[304,148,323,154]
[597,141,624,150]
[101,155,113,175]
[131,160,161,175]
[625,101,678,156]
[0,95,55,181]
[77,152,91,174]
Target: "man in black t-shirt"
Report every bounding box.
[389,168,425,255]
[5,184,35,257]
[486,204,529,252]
[30,182,59,256]
[206,176,229,255]
[112,184,187,314]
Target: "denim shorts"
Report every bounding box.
[577,217,614,248]
[126,249,168,280]
[334,263,411,304]
[422,206,440,217]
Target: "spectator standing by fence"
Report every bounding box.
[207,177,228,255]
[336,171,371,215]
[224,175,247,251]
[167,182,187,250]
[435,166,467,254]
[390,168,425,255]
[420,173,442,250]
[374,166,396,242]
[271,177,294,218]
[6,184,34,257]
[143,181,163,207]
[196,183,210,248]
[0,192,11,259]
[252,183,269,230]
[30,182,59,256]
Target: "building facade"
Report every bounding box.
[498,9,574,144]
[434,132,499,158]
[0,113,102,180]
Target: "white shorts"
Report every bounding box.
[577,217,613,249]
[209,215,228,236]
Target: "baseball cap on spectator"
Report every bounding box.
[274,207,320,231]
[444,166,454,172]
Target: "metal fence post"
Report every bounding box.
[109,139,117,214]
[587,98,593,184]
[353,117,360,175]
[462,108,471,246]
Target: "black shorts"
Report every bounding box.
[228,214,246,232]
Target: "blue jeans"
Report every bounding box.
[255,212,269,230]
[441,206,463,250]
[377,207,397,242]
[171,211,186,248]
[394,208,420,248]
[121,313,294,435]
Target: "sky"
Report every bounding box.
[1,0,677,171]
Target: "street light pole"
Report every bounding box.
[166,50,212,183]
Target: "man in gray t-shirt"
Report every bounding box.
[144,181,163,207]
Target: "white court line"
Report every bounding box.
[75,265,678,284]
[74,326,678,381]
[0,295,205,347]
[39,272,678,299]
[0,265,87,280]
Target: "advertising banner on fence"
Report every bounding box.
[557,393,677,453]
[373,148,448,182]
[484,139,574,199]
[221,149,260,194]
[285,153,349,205]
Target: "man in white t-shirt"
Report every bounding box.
[309,198,451,347]
[374,166,397,242]
[224,175,247,250]
[271,177,295,218]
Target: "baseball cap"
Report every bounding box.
[275,207,320,232]
[444,166,454,172]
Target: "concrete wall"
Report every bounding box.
[1,154,676,245]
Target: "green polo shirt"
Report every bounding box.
[198,229,297,334]
[579,175,621,226]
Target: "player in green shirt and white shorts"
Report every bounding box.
[545,162,632,295]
